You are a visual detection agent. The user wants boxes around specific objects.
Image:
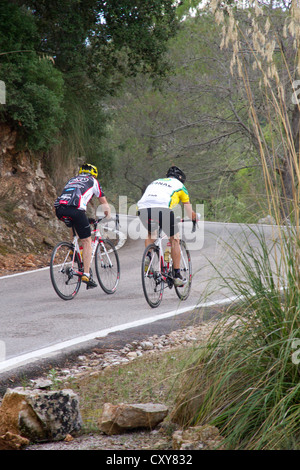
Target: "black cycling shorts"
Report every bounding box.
[138,207,179,238]
[55,205,91,239]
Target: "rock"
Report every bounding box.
[32,379,53,390]
[140,341,154,350]
[172,425,224,450]
[0,432,30,450]
[99,403,169,436]
[0,387,82,442]
[35,162,46,179]
[258,214,276,225]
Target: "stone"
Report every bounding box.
[0,432,30,450]
[258,214,276,225]
[0,387,82,442]
[99,403,169,436]
[35,162,46,179]
[172,425,224,450]
[32,379,53,390]
[140,341,154,350]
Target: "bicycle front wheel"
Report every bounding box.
[95,239,120,294]
[174,240,192,301]
[50,242,82,300]
[141,243,164,308]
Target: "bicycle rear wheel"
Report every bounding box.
[141,243,164,308]
[174,240,192,301]
[95,239,120,294]
[50,242,82,300]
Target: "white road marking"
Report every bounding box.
[0,295,238,374]
[0,266,50,279]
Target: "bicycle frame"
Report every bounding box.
[148,221,192,289]
[69,216,117,278]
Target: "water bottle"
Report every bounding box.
[164,242,171,263]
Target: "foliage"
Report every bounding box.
[172,1,300,449]
[0,0,178,160]
[212,0,299,220]
[0,1,65,150]
[172,227,300,449]
[90,0,179,81]
[103,12,267,220]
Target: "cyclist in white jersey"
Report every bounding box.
[137,166,197,287]
[54,163,111,288]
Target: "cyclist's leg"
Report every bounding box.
[138,208,158,250]
[70,209,97,288]
[159,207,180,266]
[165,210,186,286]
[169,234,181,269]
[81,236,92,274]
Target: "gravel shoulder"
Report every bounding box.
[25,322,216,451]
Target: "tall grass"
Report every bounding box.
[172,227,300,449]
[172,1,300,449]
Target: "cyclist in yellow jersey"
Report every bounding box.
[137,166,197,287]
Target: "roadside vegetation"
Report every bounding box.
[171,0,300,450]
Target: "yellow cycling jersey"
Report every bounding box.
[137,177,190,210]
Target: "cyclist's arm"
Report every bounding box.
[99,196,111,218]
[183,202,197,221]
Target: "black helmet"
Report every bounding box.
[166,166,186,183]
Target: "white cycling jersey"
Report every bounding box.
[137,177,190,210]
[54,174,104,211]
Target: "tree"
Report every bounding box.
[18,0,178,90]
[0,1,65,151]
[103,11,267,222]
[1,0,178,181]
[212,0,300,220]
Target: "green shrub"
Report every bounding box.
[0,1,65,151]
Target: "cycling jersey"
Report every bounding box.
[137,177,190,210]
[54,174,104,211]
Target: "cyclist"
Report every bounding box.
[137,166,197,287]
[54,163,111,288]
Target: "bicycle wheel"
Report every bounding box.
[95,238,120,294]
[50,242,82,300]
[174,240,192,301]
[141,243,164,308]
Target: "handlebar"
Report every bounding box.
[89,214,120,231]
[176,213,201,233]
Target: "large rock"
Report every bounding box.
[99,403,168,435]
[0,387,82,442]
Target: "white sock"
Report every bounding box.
[84,272,90,277]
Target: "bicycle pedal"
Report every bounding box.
[86,280,98,289]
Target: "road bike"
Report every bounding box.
[141,218,197,308]
[50,216,120,300]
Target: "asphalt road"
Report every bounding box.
[0,220,278,377]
